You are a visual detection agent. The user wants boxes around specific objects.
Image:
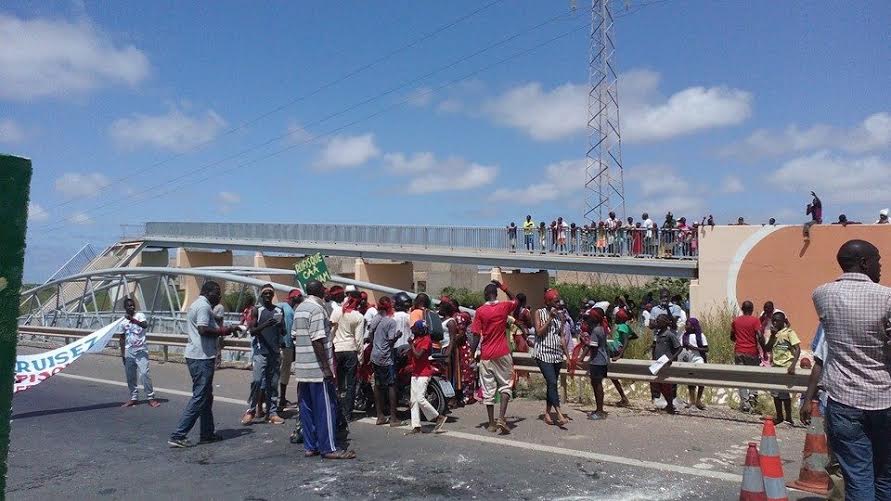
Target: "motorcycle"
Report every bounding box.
[354,342,455,418]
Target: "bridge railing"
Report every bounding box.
[143,222,699,259]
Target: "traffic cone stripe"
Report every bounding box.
[803,452,829,470]
[759,436,780,456]
[741,466,765,492]
[764,477,788,500]
[788,401,831,496]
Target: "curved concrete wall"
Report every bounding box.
[690,224,891,346]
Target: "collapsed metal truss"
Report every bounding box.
[17,266,441,334]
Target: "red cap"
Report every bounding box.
[544,288,560,304]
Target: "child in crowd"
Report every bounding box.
[765,310,800,426]
[651,313,683,414]
[407,320,448,435]
[607,308,637,407]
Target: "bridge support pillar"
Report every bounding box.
[354,259,414,304]
[253,253,300,302]
[176,249,233,309]
[128,249,169,312]
[490,267,549,311]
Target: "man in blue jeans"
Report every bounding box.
[169,281,240,448]
[811,240,891,500]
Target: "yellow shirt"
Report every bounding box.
[522,220,535,235]
[770,327,800,368]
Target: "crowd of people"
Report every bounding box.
[506,200,891,258]
[118,276,716,456]
[115,237,889,497]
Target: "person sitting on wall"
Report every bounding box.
[804,191,822,238]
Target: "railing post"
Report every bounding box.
[162,345,169,363]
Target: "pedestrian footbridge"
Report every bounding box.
[126,222,698,278]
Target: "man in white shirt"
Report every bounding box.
[119,298,159,408]
[330,293,366,429]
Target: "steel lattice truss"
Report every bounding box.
[585,0,625,223]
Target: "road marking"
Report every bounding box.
[57,372,743,483]
[56,373,246,406]
[353,417,743,483]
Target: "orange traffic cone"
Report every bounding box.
[759,417,789,501]
[740,442,767,501]
[788,401,831,496]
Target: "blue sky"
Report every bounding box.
[2,0,889,281]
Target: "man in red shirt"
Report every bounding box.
[470,280,517,435]
[730,300,765,412]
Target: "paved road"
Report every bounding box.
[9,347,820,500]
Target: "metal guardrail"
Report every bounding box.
[17,325,251,363]
[19,326,808,392]
[142,221,699,259]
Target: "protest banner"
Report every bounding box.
[294,253,330,289]
[14,319,124,394]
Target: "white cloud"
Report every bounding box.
[313,133,380,170]
[481,70,751,143]
[383,151,496,193]
[721,175,745,193]
[218,191,240,214]
[382,152,437,173]
[437,98,464,114]
[0,118,25,143]
[54,172,111,198]
[483,82,586,141]
[28,202,48,222]
[219,191,240,204]
[406,160,497,194]
[0,14,149,101]
[68,211,92,225]
[491,159,587,204]
[407,87,433,107]
[625,165,705,218]
[283,120,313,146]
[723,112,891,158]
[770,150,891,204]
[109,106,226,153]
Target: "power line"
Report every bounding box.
[47,0,504,212]
[37,21,590,236]
[32,11,575,234]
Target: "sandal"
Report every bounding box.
[404,428,421,436]
[322,450,356,460]
[496,419,510,435]
[304,450,319,457]
[614,400,631,408]
[556,416,568,426]
[375,417,389,426]
[543,414,554,426]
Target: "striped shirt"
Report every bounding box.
[533,308,565,363]
[292,295,333,383]
[812,273,891,410]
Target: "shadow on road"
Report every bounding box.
[12,401,126,420]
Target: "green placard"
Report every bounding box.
[294,253,330,289]
[0,154,31,494]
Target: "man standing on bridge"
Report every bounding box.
[470,280,517,435]
[811,240,891,499]
[523,215,535,252]
[293,280,356,459]
[169,281,241,448]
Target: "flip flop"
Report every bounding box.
[304,451,319,457]
[322,450,356,460]
[543,415,554,426]
[496,419,510,435]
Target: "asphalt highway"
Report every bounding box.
[8,347,821,500]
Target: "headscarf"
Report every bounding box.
[543,288,560,304]
[685,317,702,335]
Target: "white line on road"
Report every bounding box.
[57,372,743,483]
